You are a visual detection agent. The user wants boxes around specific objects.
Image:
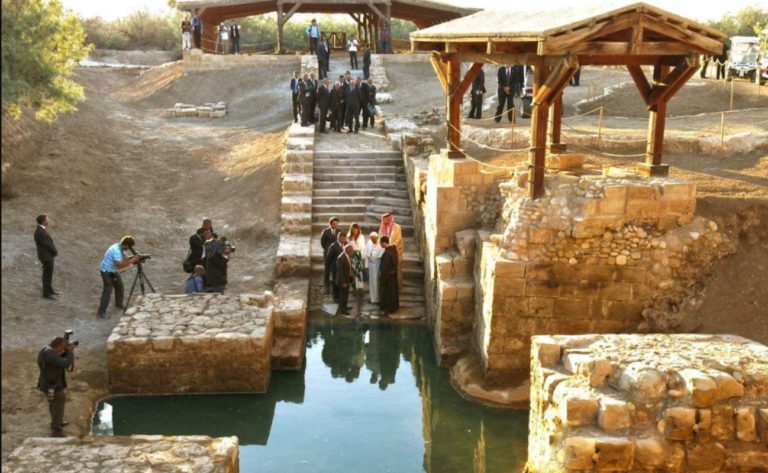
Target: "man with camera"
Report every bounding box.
[97,236,141,318]
[204,235,234,294]
[37,333,77,436]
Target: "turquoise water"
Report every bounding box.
[92,319,528,472]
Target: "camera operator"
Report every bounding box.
[97,236,140,319]
[37,335,77,437]
[204,236,233,294]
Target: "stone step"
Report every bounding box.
[313,188,409,198]
[283,174,313,193]
[312,204,412,216]
[314,151,401,160]
[309,253,423,270]
[312,196,411,207]
[313,180,407,190]
[284,150,314,163]
[282,195,312,213]
[313,173,406,183]
[312,221,415,237]
[313,158,402,167]
[311,263,424,280]
[368,204,412,216]
[286,137,314,151]
[314,165,403,174]
[312,212,413,226]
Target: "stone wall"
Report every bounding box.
[473,173,731,386]
[183,49,299,70]
[107,293,273,394]
[527,334,768,472]
[2,435,239,473]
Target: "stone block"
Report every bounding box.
[526,281,560,298]
[661,182,696,200]
[735,407,758,442]
[686,442,725,471]
[494,258,527,278]
[602,300,645,321]
[695,409,712,442]
[595,437,633,471]
[561,394,599,427]
[454,229,478,257]
[598,399,631,431]
[678,369,718,407]
[759,409,768,443]
[711,405,735,441]
[533,336,562,368]
[633,438,667,469]
[563,437,596,469]
[553,298,590,318]
[528,297,554,318]
[709,370,745,401]
[545,153,585,170]
[664,407,696,440]
[599,282,633,301]
[564,353,612,387]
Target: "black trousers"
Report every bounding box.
[317,106,328,131]
[310,97,316,123]
[98,271,123,315]
[716,63,726,80]
[317,59,327,79]
[362,104,374,127]
[363,64,370,79]
[468,92,484,118]
[331,269,339,301]
[292,92,299,122]
[337,284,350,313]
[349,51,358,69]
[495,91,514,122]
[47,388,66,430]
[346,104,360,131]
[193,27,201,48]
[309,37,318,53]
[338,103,347,129]
[570,69,581,86]
[41,259,54,296]
[231,37,240,54]
[300,99,311,126]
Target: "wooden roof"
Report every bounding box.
[411,2,726,56]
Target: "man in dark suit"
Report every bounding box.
[35,214,59,299]
[309,72,319,123]
[37,335,76,436]
[360,78,376,129]
[321,217,341,293]
[346,77,362,133]
[468,68,486,119]
[298,73,312,126]
[229,23,241,54]
[185,227,208,271]
[335,244,354,316]
[316,78,331,132]
[362,46,372,79]
[290,70,301,123]
[316,38,329,80]
[495,64,517,123]
[329,81,343,132]
[338,74,349,130]
[327,233,347,303]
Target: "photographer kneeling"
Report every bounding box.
[97,236,141,318]
[204,236,234,294]
[37,334,77,437]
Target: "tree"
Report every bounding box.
[1,0,91,122]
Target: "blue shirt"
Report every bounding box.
[100,243,125,273]
[185,274,204,294]
[306,24,320,38]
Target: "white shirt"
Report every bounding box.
[348,39,358,52]
[364,240,384,268]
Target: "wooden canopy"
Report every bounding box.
[410,2,726,198]
[177,0,478,54]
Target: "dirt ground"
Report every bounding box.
[0,64,289,458]
[1,58,767,462]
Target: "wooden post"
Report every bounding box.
[640,64,670,176]
[597,106,604,148]
[277,3,285,54]
[729,78,735,110]
[385,4,392,53]
[720,111,725,150]
[547,93,565,153]
[446,57,461,154]
[529,64,549,199]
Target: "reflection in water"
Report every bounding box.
[93,319,527,473]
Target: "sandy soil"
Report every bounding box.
[1,64,289,458]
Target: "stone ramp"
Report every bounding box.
[309,129,426,320]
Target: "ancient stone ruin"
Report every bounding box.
[527,334,768,472]
[163,102,227,118]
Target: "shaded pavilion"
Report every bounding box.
[177,0,478,54]
[410,2,726,198]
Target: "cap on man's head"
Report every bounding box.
[370,231,379,237]
[120,235,135,247]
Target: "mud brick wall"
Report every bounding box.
[527,334,768,472]
[473,174,731,385]
[107,293,273,394]
[2,435,239,473]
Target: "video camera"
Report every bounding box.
[64,329,79,347]
[128,247,152,263]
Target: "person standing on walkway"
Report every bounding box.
[327,233,347,303]
[329,81,343,132]
[299,73,312,126]
[290,70,301,123]
[230,22,241,55]
[181,19,192,50]
[468,68,486,119]
[379,213,404,288]
[378,236,399,316]
[317,78,331,133]
[362,78,376,129]
[97,236,140,318]
[316,37,329,80]
[346,77,362,133]
[365,232,384,304]
[321,217,341,294]
[309,72,319,123]
[37,336,76,437]
[348,37,359,70]
[217,22,230,54]
[495,64,517,123]
[191,15,201,49]
[363,46,372,79]
[336,245,354,317]
[348,223,366,291]
[306,19,321,53]
[35,214,59,300]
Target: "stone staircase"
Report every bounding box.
[309,147,426,317]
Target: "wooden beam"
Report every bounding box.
[543,40,703,56]
[627,65,651,105]
[429,52,448,93]
[452,62,483,99]
[646,56,699,108]
[630,23,644,55]
[539,12,639,54]
[529,63,550,199]
[644,63,670,174]
[280,0,303,24]
[640,13,723,55]
[446,56,461,153]
[548,93,565,152]
[365,1,387,20]
[533,56,579,106]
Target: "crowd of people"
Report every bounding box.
[321,213,404,318]
[182,218,235,295]
[291,68,377,133]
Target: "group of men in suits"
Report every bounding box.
[466,65,524,122]
[291,70,377,134]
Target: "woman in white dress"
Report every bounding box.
[347,223,367,291]
[364,232,384,304]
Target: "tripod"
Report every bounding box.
[123,261,156,313]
